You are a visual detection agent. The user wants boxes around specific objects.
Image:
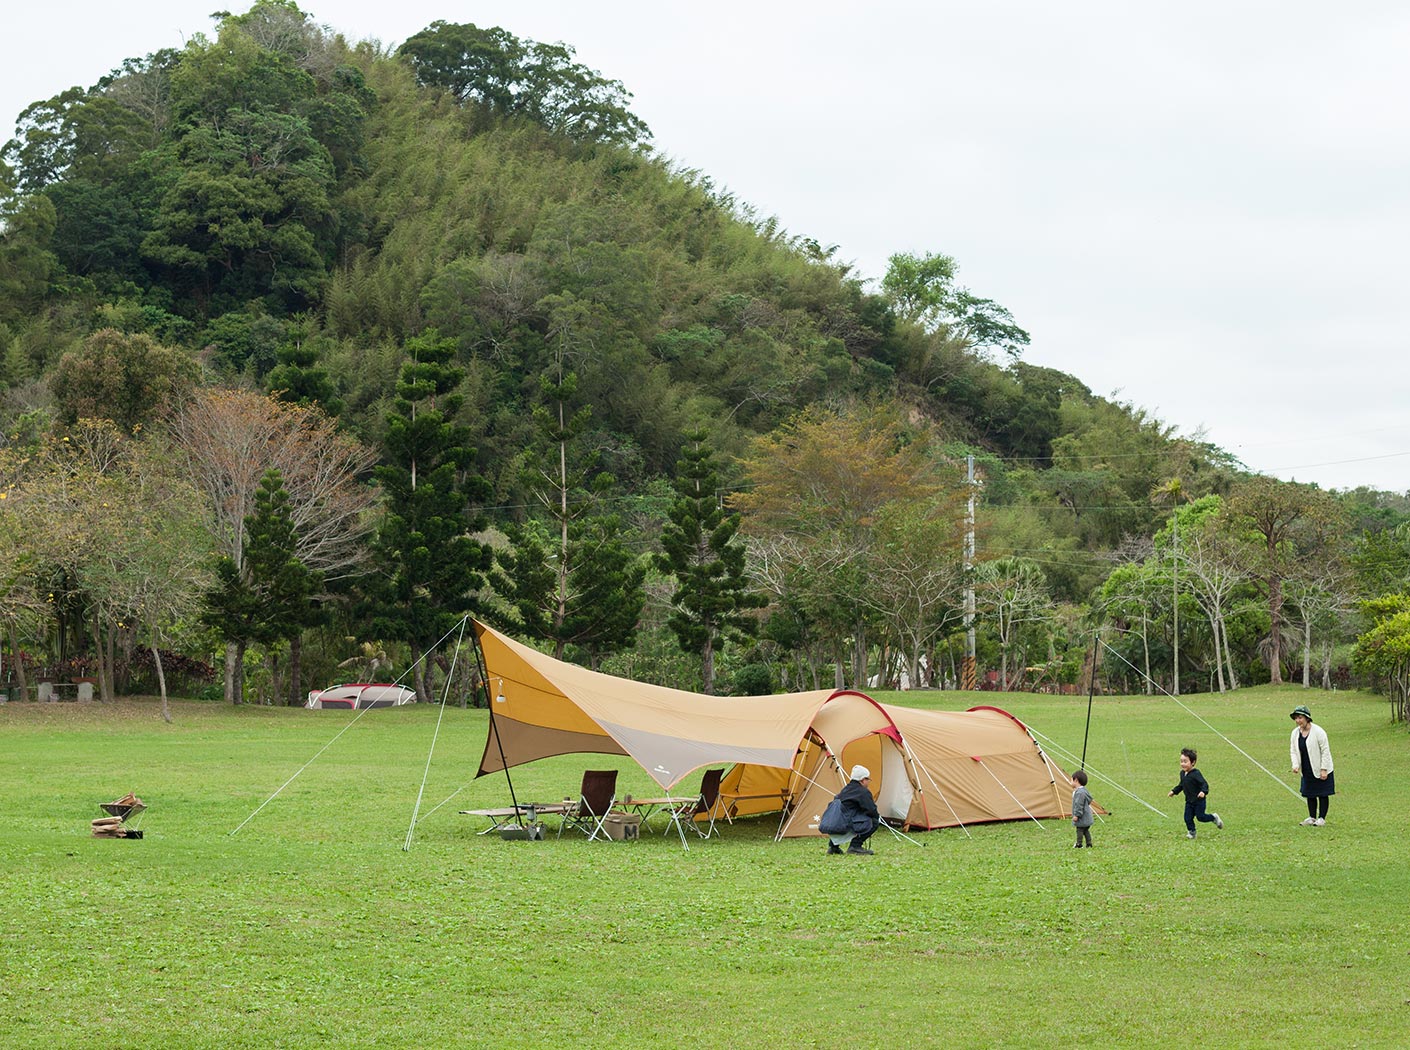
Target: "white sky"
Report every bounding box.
[4,2,1408,493]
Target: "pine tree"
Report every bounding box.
[266,323,344,416]
[201,469,320,704]
[371,329,490,702]
[656,430,762,693]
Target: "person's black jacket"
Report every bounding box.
[836,780,879,828]
[1170,768,1210,800]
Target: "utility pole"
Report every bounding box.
[962,455,977,691]
[1172,512,1180,696]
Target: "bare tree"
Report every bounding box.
[1173,519,1255,693]
[168,389,377,703]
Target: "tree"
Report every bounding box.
[1352,594,1410,725]
[51,328,201,430]
[1170,504,1255,694]
[735,402,950,688]
[881,251,1030,356]
[493,309,645,665]
[655,431,762,693]
[371,330,491,703]
[78,444,212,721]
[170,389,376,702]
[265,323,343,415]
[397,22,651,145]
[975,556,1048,689]
[242,470,321,703]
[1228,477,1345,685]
[860,497,966,689]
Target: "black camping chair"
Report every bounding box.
[558,769,619,841]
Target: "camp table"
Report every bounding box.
[460,802,571,835]
[618,796,696,836]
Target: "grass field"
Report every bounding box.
[2,684,1407,1048]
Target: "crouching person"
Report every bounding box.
[828,765,879,856]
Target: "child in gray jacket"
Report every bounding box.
[1071,769,1094,848]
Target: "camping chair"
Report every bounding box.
[558,769,619,841]
[666,768,725,842]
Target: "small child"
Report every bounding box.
[1071,769,1094,848]
[1167,747,1223,839]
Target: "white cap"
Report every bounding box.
[850,765,871,781]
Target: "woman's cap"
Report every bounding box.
[1290,705,1313,721]
[850,765,870,781]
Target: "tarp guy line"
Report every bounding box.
[403,616,469,851]
[1100,639,1302,800]
[230,614,468,835]
[1028,726,1166,817]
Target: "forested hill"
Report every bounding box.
[3,2,1410,706]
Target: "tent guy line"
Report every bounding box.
[1098,640,1302,800]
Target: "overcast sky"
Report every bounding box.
[5,2,1407,493]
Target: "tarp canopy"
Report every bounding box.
[476,620,863,790]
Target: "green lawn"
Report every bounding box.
[2,685,1406,1048]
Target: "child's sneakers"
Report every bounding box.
[1213,813,1223,829]
[1313,817,1325,826]
[1186,831,1196,839]
[1300,817,1317,826]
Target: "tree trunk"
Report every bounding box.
[1267,570,1284,685]
[225,641,240,704]
[1141,616,1152,695]
[105,626,117,702]
[701,635,716,695]
[1301,621,1312,688]
[9,624,29,702]
[1206,611,1226,693]
[288,633,303,706]
[1219,613,1240,691]
[154,644,172,724]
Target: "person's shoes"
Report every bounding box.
[1072,843,1083,848]
[1186,831,1196,839]
[846,845,874,855]
[1314,817,1325,826]
[1213,813,1223,829]
[1300,817,1317,826]
[826,843,843,855]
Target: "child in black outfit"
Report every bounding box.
[1167,747,1223,839]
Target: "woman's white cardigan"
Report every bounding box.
[1291,723,1334,777]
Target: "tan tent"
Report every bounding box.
[474,621,1066,835]
[762,704,1068,837]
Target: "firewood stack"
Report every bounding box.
[92,792,146,838]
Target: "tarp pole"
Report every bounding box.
[472,623,524,825]
[1081,633,1100,771]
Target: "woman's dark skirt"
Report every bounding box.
[1301,771,1336,797]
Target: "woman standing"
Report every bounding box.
[1290,705,1335,826]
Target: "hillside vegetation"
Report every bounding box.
[2,2,1409,710]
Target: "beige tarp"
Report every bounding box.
[475,621,837,789]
